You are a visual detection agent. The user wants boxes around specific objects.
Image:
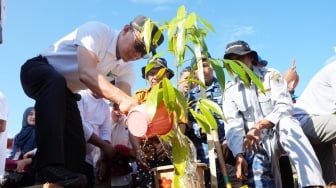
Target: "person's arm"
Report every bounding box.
[234,153,248,181]
[88,133,115,159]
[264,71,293,125]
[16,158,32,173]
[0,119,6,132]
[243,119,274,153]
[98,104,112,143]
[222,82,250,181]
[77,46,138,113]
[23,148,37,159]
[129,132,148,168]
[115,81,132,96]
[222,85,245,158]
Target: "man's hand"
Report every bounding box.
[101,143,116,160]
[23,149,35,159]
[136,148,149,169]
[235,154,248,181]
[119,96,139,114]
[243,124,262,153]
[96,157,108,181]
[16,158,32,173]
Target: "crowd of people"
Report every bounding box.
[0,13,336,188]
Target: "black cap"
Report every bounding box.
[141,57,174,79]
[223,40,258,63]
[131,15,164,55]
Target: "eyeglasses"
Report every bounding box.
[130,25,148,58]
[228,55,244,61]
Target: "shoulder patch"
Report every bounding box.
[271,72,284,87]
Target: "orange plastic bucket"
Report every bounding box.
[126,103,174,138]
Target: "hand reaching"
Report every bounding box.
[243,127,261,153]
[96,158,108,181]
[136,149,149,169]
[101,143,116,160]
[16,158,32,173]
[235,154,248,181]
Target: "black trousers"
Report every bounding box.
[20,55,86,173]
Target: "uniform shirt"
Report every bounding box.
[223,67,293,157]
[293,59,336,125]
[186,77,225,163]
[77,90,112,165]
[0,91,9,179]
[41,21,136,92]
[133,88,151,104]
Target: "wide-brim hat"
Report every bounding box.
[131,15,164,55]
[223,40,258,63]
[141,57,174,79]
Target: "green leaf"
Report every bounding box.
[176,26,186,65]
[198,102,218,130]
[156,68,168,80]
[185,12,196,29]
[189,26,202,44]
[162,78,176,111]
[200,99,224,119]
[142,19,153,54]
[240,63,266,93]
[167,18,178,39]
[174,87,188,124]
[210,58,225,93]
[223,59,236,81]
[176,5,186,20]
[152,25,163,48]
[144,61,158,78]
[198,15,215,33]
[228,60,251,87]
[168,35,176,54]
[146,84,162,119]
[191,79,206,89]
[189,109,210,133]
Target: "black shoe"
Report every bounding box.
[36,166,87,188]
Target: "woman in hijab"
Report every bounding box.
[9,107,36,159]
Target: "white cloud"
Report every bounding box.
[228,25,255,41]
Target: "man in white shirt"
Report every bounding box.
[293,55,336,184]
[0,91,9,184]
[223,40,325,187]
[20,15,164,187]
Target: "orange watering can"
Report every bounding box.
[126,102,174,138]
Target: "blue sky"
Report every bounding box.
[1,0,336,137]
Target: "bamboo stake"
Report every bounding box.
[211,130,232,188]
